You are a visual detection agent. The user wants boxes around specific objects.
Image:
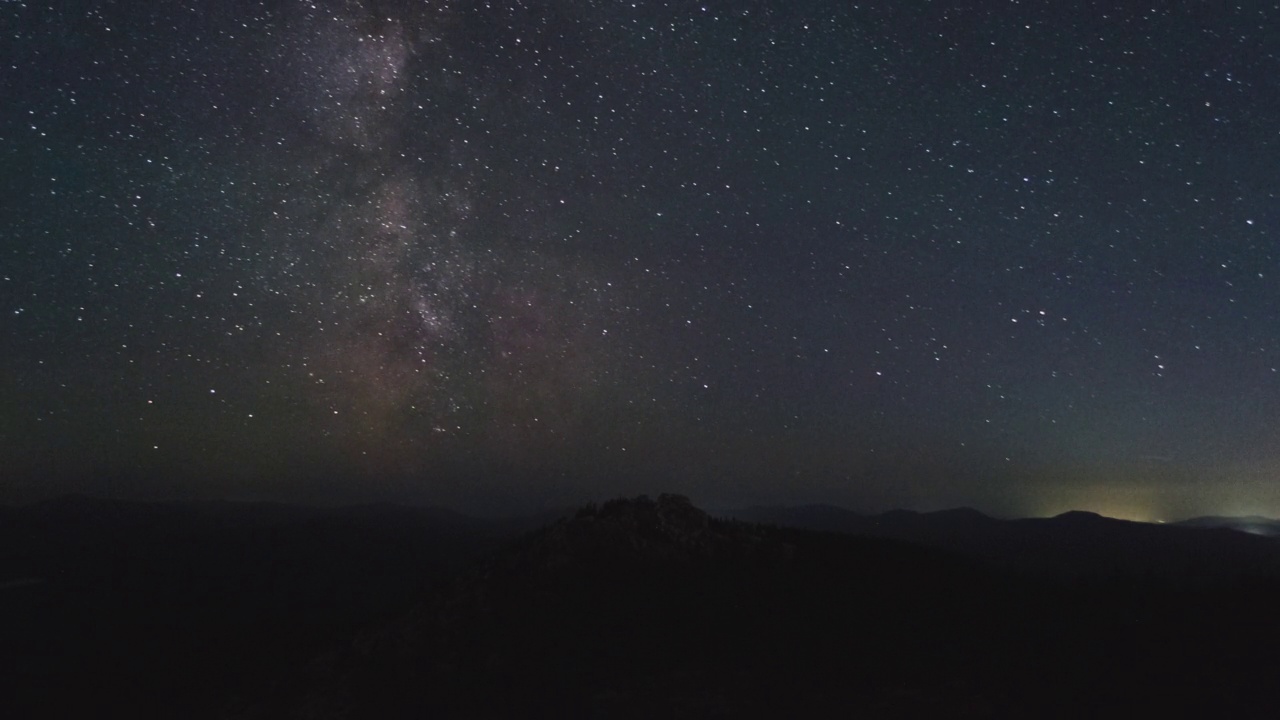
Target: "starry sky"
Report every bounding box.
[3,0,1279,518]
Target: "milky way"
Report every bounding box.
[248,2,646,486]
[3,1,1280,516]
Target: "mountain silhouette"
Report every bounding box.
[239,494,1028,717]
[8,495,1280,718]
[737,504,1280,584]
[1175,515,1280,536]
[238,495,1280,718]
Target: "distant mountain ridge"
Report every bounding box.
[1174,515,1280,536]
[735,504,1280,583]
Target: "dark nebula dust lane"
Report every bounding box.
[2,1,1279,517]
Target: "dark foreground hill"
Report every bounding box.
[7,495,1280,718]
[0,496,553,719]
[239,495,1280,718]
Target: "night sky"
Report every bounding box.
[3,1,1279,518]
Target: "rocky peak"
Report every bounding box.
[470,494,781,583]
[578,493,708,533]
